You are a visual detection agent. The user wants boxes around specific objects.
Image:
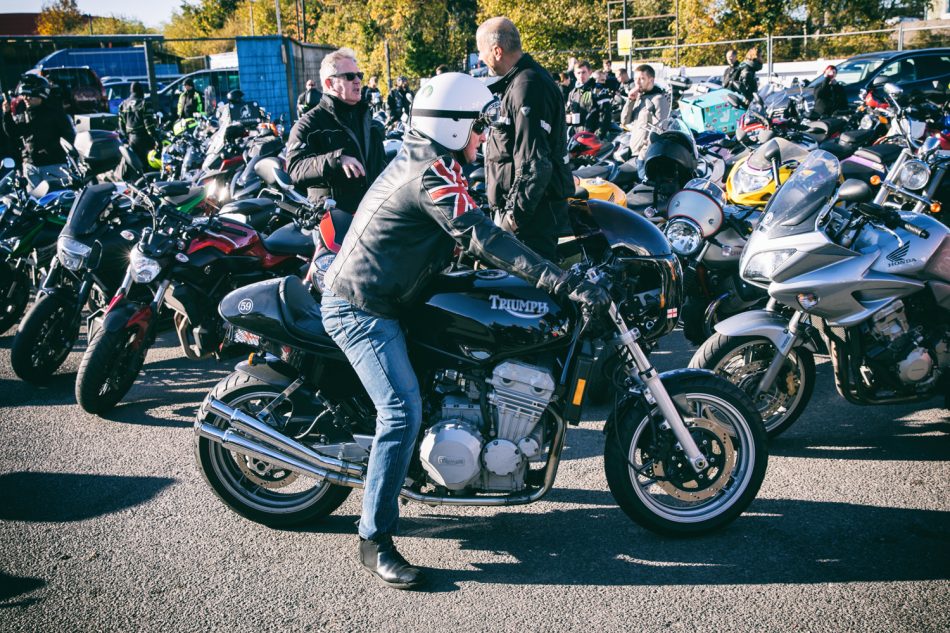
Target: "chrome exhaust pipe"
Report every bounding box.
[200,398,568,507]
[206,398,365,479]
[196,421,363,489]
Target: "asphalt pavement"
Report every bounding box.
[1,322,948,632]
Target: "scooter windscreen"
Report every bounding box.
[756,150,839,239]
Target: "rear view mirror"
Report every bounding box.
[838,178,874,203]
[884,83,903,98]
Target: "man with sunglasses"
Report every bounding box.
[477,17,573,260]
[320,72,609,589]
[287,48,385,213]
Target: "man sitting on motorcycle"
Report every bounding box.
[620,64,671,163]
[319,72,609,590]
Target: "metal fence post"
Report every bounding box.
[275,0,283,36]
[143,38,158,105]
[766,34,773,77]
[898,23,904,51]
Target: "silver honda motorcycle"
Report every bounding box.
[690,149,950,436]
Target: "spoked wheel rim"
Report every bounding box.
[627,392,756,523]
[712,340,807,434]
[29,303,73,368]
[209,391,335,514]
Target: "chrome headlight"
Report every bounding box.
[896,159,930,191]
[129,247,162,283]
[57,236,92,271]
[731,163,771,196]
[308,252,335,293]
[742,248,795,284]
[664,218,704,256]
[859,113,875,130]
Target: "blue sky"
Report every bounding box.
[1,0,191,28]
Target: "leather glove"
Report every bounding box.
[568,279,611,313]
[554,269,611,313]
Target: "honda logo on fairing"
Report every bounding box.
[885,243,917,267]
[489,294,550,319]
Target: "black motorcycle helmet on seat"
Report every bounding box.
[15,73,51,100]
[226,89,244,103]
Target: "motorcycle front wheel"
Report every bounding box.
[195,372,352,527]
[690,333,815,437]
[11,293,79,383]
[75,324,150,414]
[604,371,768,536]
[0,262,31,333]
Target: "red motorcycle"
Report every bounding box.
[74,182,317,415]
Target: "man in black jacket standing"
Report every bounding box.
[386,76,413,124]
[287,48,386,213]
[478,16,573,260]
[2,74,75,188]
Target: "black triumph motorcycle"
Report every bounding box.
[194,199,768,536]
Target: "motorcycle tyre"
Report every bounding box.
[690,333,815,438]
[11,293,78,383]
[75,325,149,414]
[604,371,767,536]
[0,264,30,334]
[195,372,352,528]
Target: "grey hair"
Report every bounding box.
[320,47,358,86]
[476,17,522,53]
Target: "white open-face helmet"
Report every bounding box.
[410,72,499,151]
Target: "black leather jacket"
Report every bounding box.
[325,130,565,318]
[484,53,572,225]
[2,101,75,167]
[286,94,385,212]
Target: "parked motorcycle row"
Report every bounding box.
[1,76,947,542]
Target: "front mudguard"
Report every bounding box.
[713,309,819,353]
[100,300,155,349]
[603,367,718,436]
[35,285,83,318]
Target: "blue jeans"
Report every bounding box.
[320,293,422,540]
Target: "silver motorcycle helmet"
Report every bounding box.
[664,178,727,256]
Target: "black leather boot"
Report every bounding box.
[359,536,426,590]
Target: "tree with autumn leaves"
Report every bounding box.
[37,0,938,82]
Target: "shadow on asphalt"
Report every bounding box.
[387,496,950,591]
[0,472,176,523]
[0,572,46,609]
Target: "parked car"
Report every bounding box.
[807,48,950,103]
[105,81,133,114]
[28,66,107,114]
[156,68,240,118]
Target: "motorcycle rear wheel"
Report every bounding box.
[604,371,767,536]
[11,293,79,383]
[690,333,815,437]
[195,372,352,528]
[75,325,150,414]
[0,263,30,334]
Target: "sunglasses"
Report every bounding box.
[333,72,364,82]
[472,118,490,135]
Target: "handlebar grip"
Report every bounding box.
[903,222,929,239]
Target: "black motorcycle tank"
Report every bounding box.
[407,270,571,366]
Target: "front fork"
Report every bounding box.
[754,305,805,396]
[608,303,709,473]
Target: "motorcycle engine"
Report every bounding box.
[419,361,555,493]
[866,300,943,388]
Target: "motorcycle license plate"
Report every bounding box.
[228,327,261,347]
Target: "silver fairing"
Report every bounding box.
[741,209,949,327]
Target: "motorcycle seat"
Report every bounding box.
[218,198,279,232]
[278,276,339,350]
[153,181,190,197]
[839,128,876,147]
[262,223,314,257]
[854,144,903,166]
[817,139,854,160]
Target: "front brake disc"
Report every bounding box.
[653,415,737,501]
